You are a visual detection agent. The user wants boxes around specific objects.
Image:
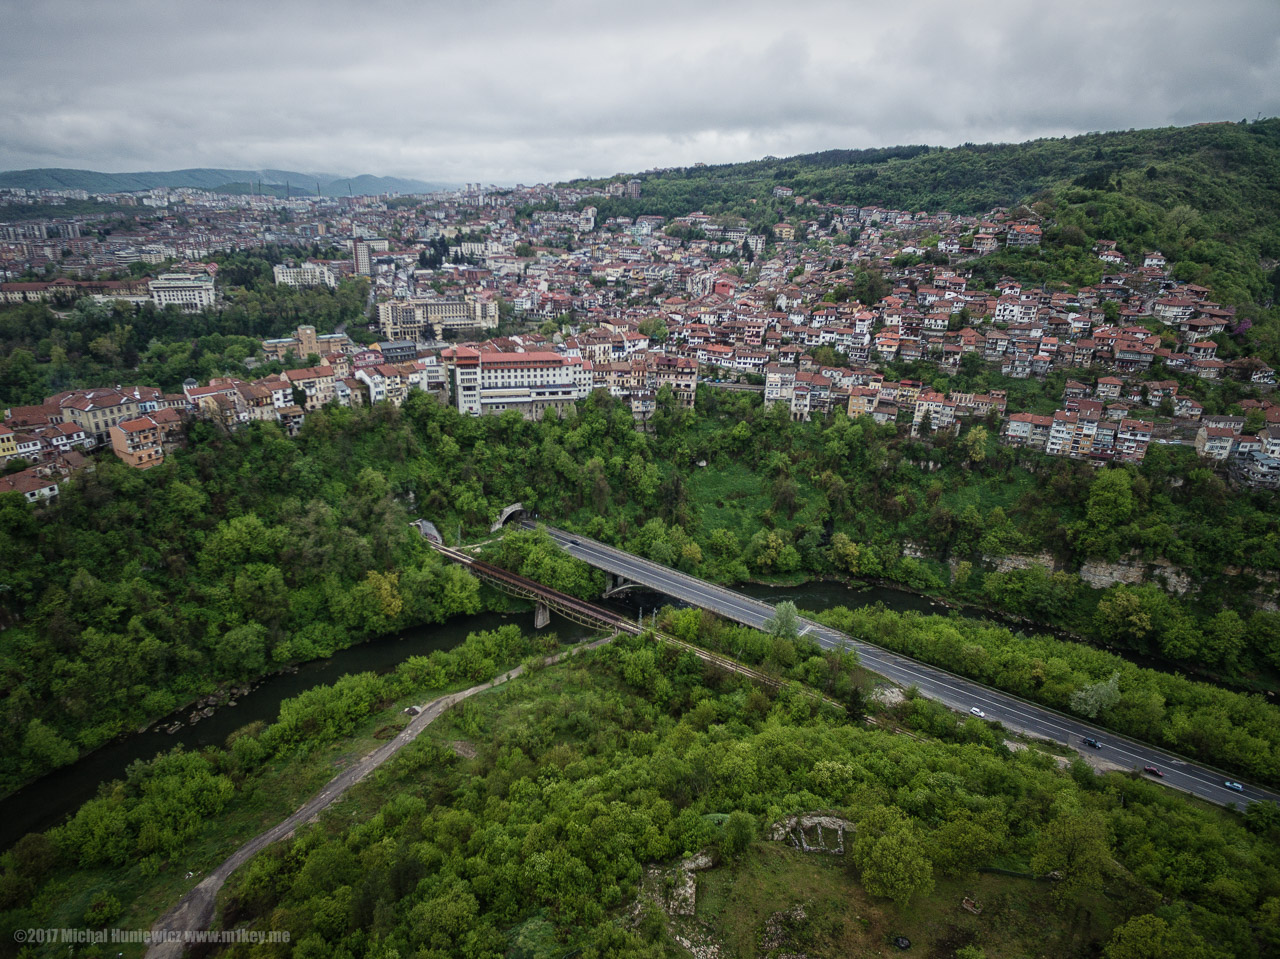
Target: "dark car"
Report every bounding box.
[1082,737,1102,749]
[1142,765,1163,777]
[568,539,581,546]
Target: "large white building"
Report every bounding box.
[149,272,215,312]
[378,295,496,341]
[273,262,338,288]
[440,346,591,419]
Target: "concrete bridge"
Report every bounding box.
[490,502,527,533]
[514,522,1280,811]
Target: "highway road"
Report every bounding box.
[527,523,1280,809]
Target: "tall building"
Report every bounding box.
[353,238,389,276]
[440,347,590,419]
[354,241,372,276]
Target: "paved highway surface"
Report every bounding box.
[527,523,1279,809]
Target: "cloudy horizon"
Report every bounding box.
[2,0,1278,186]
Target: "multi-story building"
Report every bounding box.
[440,346,590,419]
[109,408,184,469]
[353,238,389,276]
[283,366,337,410]
[272,262,338,288]
[52,387,162,446]
[0,466,61,502]
[1115,418,1153,463]
[149,272,215,312]
[261,325,354,362]
[1005,224,1042,248]
[912,391,958,432]
[650,354,697,408]
[1230,450,1280,490]
[377,296,476,340]
[110,415,165,469]
[1003,412,1054,449]
[1195,426,1238,460]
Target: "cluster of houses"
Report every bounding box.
[1193,416,1280,489]
[3,177,1279,493]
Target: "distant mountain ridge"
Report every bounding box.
[0,167,453,197]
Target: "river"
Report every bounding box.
[0,578,1064,851]
[0,608,594,851]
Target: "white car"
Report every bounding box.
[969,707,985,718]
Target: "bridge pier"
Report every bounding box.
[534,602,550,629]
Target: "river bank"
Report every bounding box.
[0,605,594,851]
[4,565,1269,854]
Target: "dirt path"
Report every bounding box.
[144,636,615,958]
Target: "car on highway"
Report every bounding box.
[568,539,581,546]
[1224,781,1245,792]
[1082,737,1102,749]
[1142,765,1163,777]
[969,707,985,718]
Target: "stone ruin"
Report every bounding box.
[767,813,853,854]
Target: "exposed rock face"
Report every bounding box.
[664,866,697,916]
[1078,556,1193,594]
[985,551,1056,574]
[760,903,809,953]
[633,850,723,959]
[641,849,718,919]
[981,550,1280,609]
[682,850,718,872]
[768,814,852,854]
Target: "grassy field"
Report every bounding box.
[687,460,826,538]
[695,842,1133,958]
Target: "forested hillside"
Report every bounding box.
[8,628,1275,958]
[5,389,1280,798]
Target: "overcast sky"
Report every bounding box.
[2,0,1278,185]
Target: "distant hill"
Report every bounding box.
[0,167,454,197]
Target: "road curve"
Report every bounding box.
[529,523,1280,810]
[144,636,614,958]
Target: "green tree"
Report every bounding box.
[722,811,756,861]
[20,718,77,776]
[1069,671,1121,719]
[1032,801,1112,906]
[1103,914,1215,959]
[1085,468,1135,530]
[851,806,935,907]
[961,425,988,463]
[763,601,801,640]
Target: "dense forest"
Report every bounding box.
[4,388,1280,799]
[5,622,1276,957]
[574,119,1280,360]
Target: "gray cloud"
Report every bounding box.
[1,0,1278,184]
